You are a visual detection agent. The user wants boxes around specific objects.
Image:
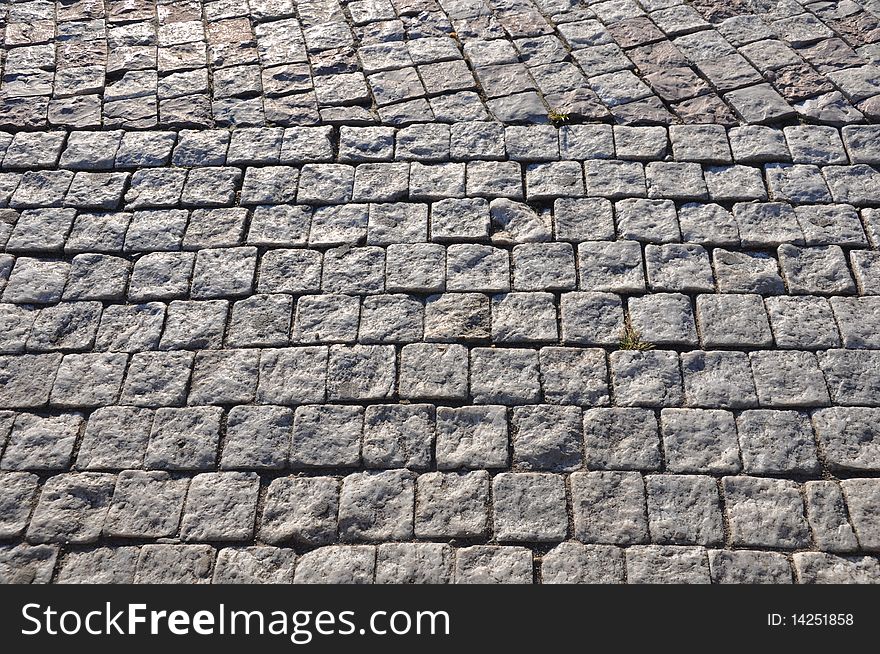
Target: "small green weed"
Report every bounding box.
[619,324,654,351]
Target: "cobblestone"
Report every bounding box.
[1,0,879,585]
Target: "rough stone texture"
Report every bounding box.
[2,3,879,585]
[722,476,811,549]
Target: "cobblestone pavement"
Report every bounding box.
[1,0,880,585]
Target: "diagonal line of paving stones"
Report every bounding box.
[1,0,880,585]
[2,0,880,128]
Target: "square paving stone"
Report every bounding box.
[367,202,428,244]
[64,211,132,254]
[27,473,115,545]
[322,246,385,295]
[259,249,322,294]
[696,293,772,347]
[584,160,646,198]
[104,470,188,538]
[811,407,880,471]
[56,547,139,585]
[661,408,742,474]
[794,204,867,247]
[818,349,880,406]
[553,197,615,242]
[188,349,259,405]
[339,470,415,542]
[766,296,840,350]
[133,544,214,584]
[616,198,680,243]
[160,300,228,350]
[539,346,610,407]
[625,545,711,584]
[470,347,540,404]
[180,167,242,207]
[645,244,714,292]
[64,254,131,301]
[733,202,804,248]
[713,249,785,295]
[240,166,299,205]
[75,407,153,471]
[27,301,102,352]
[222,405,293,470]
[212,547,297,584]
[297,164,355,204]
[489,198,551,244]
[511,243,576,291]
[257,347,328,405]
[144,406,222,471]
[228,294,293,347]
[248,205,311,247]
[430,198,490,242]
[399,343,468,401]
[0,304,35,354]
[646,475,723,546]
[124,209,188,252]
[0,353,62,409]
[540,542,626,584]
[293,545,376,584]
[415,471,490,539]
[327,344,395,401]
[446,244,509,293]
[436,405,509,470]
[385,243,445,293]
[583,407,661,472]
[409,162,466,199]
[777,244,855,295]
[722,476,810,549]
[191,247,258,299]
[180,472,260,542]
[293,294,359,344]
[705,165,767,202]
[6,208,76,251]
[128,252,195,301]
[491,292,558,343]
[830,297,880,349]
[291,405,363,468]
[50,353,128,408]
[737,410,820,475]
[560,292,625,346]
[578,240,646,292]
[3,258,70,304]
[645,162,708,200]
[261,476,340,546]
[708,549,793,584]
[628,293,697,346]
[571,471,648,545]
[454,545,533,584]
[0,544,58,584]
[1,413,82,471]
[681,350,758,409]
[362,404,434,470]
[359,294,422,343]
[120,351,193,407]
[353,164,410,202]
[512,405,582,472]
[610,350,682,408]
[492,472,568,542]
[792,552,880,584]
[749,350,831,407]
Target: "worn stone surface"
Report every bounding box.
[1,2,879,585]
